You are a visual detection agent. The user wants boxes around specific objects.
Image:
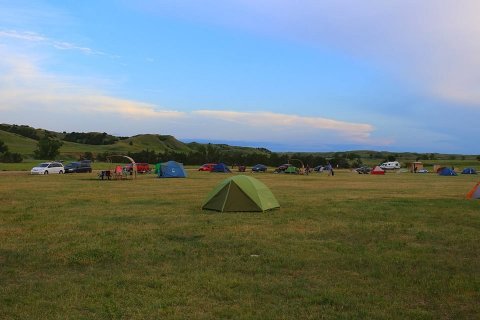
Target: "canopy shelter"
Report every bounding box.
[157,161,187,178]
[202,175,280,212]
[105,155,137,179]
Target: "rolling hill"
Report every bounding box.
[0,124,271,159]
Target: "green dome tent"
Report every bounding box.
[202,175,280,212]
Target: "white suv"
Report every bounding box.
[30,162,65,175]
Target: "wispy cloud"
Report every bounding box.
[194,110,373,142]
[0,29,108,56]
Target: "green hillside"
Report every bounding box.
[0,124,273,159]
[0,130,38,154]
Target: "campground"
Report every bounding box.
[0,168,479,319]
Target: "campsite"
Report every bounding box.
[1,166,479,319]
[3,0,480,317]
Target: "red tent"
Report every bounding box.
[371,165,385,175]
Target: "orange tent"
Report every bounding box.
[466,182,480,199]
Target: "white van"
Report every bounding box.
[379,161,401,170]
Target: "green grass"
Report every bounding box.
[0,170,479,319]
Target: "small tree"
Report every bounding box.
[0,139,23,163]
[34,137,63,159]
[0,140,7,153]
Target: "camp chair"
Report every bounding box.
[113,165,124,179]
[98,170,111,180]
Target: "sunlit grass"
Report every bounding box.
[0,170,479,319]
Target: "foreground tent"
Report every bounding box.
[462,168,477,174]
[466,182,480,199]
[202,175,280,212]
[371,166,385,175]
[438,167,457,176]
[158,161,187,178]
[212,163,231,173]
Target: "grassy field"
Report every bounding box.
[0,169,479,319]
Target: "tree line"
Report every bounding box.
[95,147,365,168]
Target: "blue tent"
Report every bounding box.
[212,163,231,173]
[158,161,187,178]
[438,167,457,176]
[462,168,477,174]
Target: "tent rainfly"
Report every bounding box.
[202,175,280,212]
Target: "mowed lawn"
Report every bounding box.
[0,169,479,319]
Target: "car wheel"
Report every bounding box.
[59,170,63,174]
[44,171,49,175]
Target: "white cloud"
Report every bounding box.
[0,29,107,56]
[0,53,184,119]
[193,110,373,142]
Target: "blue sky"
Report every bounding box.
[1,0,479,153]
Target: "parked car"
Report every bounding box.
[251,164,267,172]
[124,163,150,173]
[379,161,401,170]
[198,163,216,171]
[355,166,371,174]
[64,160,92,173]
[313,165,325,172]
[417,169,428,173]
[30,162,65,175]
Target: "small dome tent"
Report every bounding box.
[212,163,231,173]
[158,161,187,178]
[371,166,385,175]
[202,175,280,212]
[438,167,457,176]
[462,168,477,174]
